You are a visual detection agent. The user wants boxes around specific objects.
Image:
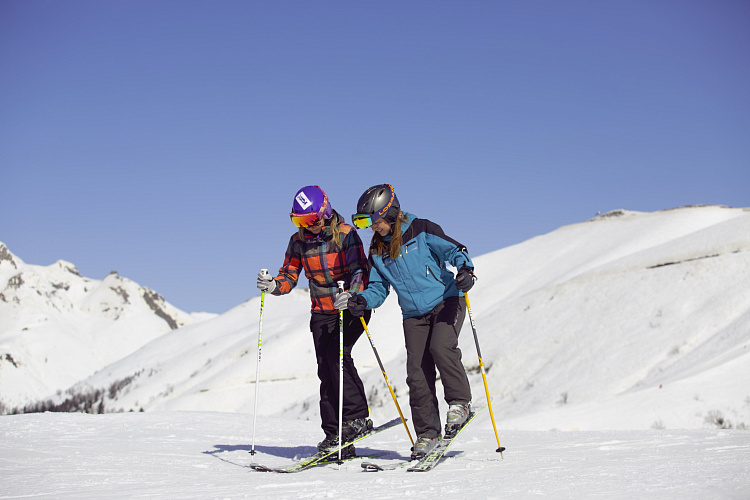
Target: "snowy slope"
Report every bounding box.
[2,205,750,499]
[471,206,750,430]
[39,205,750,434]
[0,243,213,409]
[1,411,749,499]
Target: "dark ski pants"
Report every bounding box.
[403,296,471,439]
[310,309,371,439]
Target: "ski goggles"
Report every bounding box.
[351,213,376,229]
[290,212,323,228]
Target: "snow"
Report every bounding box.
[0,249,213,407]
[1,411,749,499]
[2,205,750,498]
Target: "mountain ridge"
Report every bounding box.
[0,242,213,409]
[2,205,749,433]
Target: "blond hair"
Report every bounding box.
[298,212,343,247]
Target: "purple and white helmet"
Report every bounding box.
[289,185,332,227]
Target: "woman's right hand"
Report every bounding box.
[334,291,352,310]
[256,271,277,293]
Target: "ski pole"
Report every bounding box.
[337,281,345,467]
[360,317,414,446]
[463,291,505,456]
[250,269,268,456]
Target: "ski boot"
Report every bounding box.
[342,417,373,442]
[444,403,471,438]
[410,435,440,460]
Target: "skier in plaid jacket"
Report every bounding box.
[256,185,372,455]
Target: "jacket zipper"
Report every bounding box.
[426,265,444,285]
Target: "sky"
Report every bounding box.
[2,0,749,314]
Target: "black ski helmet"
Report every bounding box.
[352,184,400,228]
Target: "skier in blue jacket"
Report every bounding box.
[336,184,476,460]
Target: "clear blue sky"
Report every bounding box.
[2,1,748,314]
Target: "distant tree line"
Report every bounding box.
[1,372,143,415]
[5,388,107,415]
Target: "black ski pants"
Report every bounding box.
[403,296,471,438]
[310,309,371,439]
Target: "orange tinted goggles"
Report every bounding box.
[290,212,323,228]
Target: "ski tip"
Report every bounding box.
[249,463,273,472]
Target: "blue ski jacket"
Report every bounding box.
[359,213,474,319]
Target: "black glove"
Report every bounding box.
[347,293,368,317]
[455,267,476,293]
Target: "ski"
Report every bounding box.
[315,451,386,466]
[361,402,487,473]
[406,402,487,472]
[249,451,387,471]
[361,459,413,471]
[249,416,402,473]
[361,451,467,472]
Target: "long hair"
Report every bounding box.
[298,212,343,247]
[370,212,408,258]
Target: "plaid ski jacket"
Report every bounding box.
[272,219,369,314]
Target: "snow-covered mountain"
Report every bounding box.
[3,205,750,434]
[3,205,750,500]
[0,243,215,411]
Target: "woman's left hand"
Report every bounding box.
[347,293,368,317]
[455,267,476,292]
